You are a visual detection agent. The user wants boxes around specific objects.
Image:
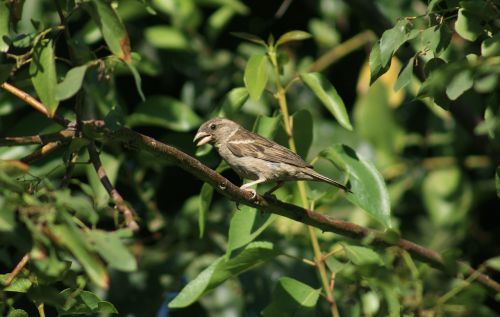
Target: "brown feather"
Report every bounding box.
[226,128,312,168]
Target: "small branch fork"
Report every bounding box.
[1,83,500,295]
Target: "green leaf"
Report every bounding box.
[455,8,483,42]
[320,144,392,228]
[0,1,10,52]
[87,229,137,272]
[86,0,131,62]
[219,87,249,117]
[169,241,279,308]
[308,18,340,47]
[227,205,277,254]
[50,223,109,288]
[378,20,417,67]
[124,62,146,101]
[299,72,352,131]
[207,6,236,40]
[127,96,202,131]
[0,275,32,293]
[231,32,266,45]
[481,33,500,57]
[55,65,89,101]
[145,26,189,50]
[292,109,313,159]
[381,285,400,317]
[30,39,59,116]
[422,167,472,226]
[369,41,391,84]
[198,183,213,238]
[7,309,28,317]
[418,58,463,109]
[244,54,269,101]
[343,244,383,266]
[394,56,414,91]
[58,289,118,315]
[262,277,321,317]
[486,256,500,271]
[276,30,311,47]
[446,69,473,100]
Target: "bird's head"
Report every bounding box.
[193,118,240,146]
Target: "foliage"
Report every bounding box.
[1,0,499,316]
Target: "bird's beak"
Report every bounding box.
[193,131,212,146]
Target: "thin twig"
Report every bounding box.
[20,141,66,164]
[308,30,376,73]
[3,253,30,286]
[0,130,75,147]
[0,82,70,127]
[87,142,139,231]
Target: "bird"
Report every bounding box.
[193,117,350,198]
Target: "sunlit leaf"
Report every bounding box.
[446,69,473,100]
[30,39,59,116]
[56,65,89,101]
[455,8,483,42]
[276,30,311,47]
[244,54,269,101]
[0,1,10,52]
[262,277,320,317]
[145,26,189,50]
[231,32,266,45]
[0,275,32,293]
[7,309,28,317]
[300,72,352,131]
[481,33,500,57]
[422,167,472,226]
[86,0,131,62]
[343,244,383,266]
[320,144,392,228]
[219,87,249,117]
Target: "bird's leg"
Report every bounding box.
[240,177,266,199]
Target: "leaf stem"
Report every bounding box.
[269,44,338,317]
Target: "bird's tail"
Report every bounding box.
[305,169,351,192]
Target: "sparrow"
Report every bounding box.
[193,118,350,198]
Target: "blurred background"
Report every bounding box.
[1,0,499,316]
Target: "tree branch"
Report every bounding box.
[87,142,139,231]
[0,82,70,127]
[81,120,500,295]
[20,141,67,164]
[0,130,75,146]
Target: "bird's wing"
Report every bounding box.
[226,128,312,168]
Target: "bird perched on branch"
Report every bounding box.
[193,118,350,198]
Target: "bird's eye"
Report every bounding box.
[210,124,217,130]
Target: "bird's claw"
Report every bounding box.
[245,188,257,200]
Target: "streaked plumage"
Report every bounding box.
[193,118,349,197]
